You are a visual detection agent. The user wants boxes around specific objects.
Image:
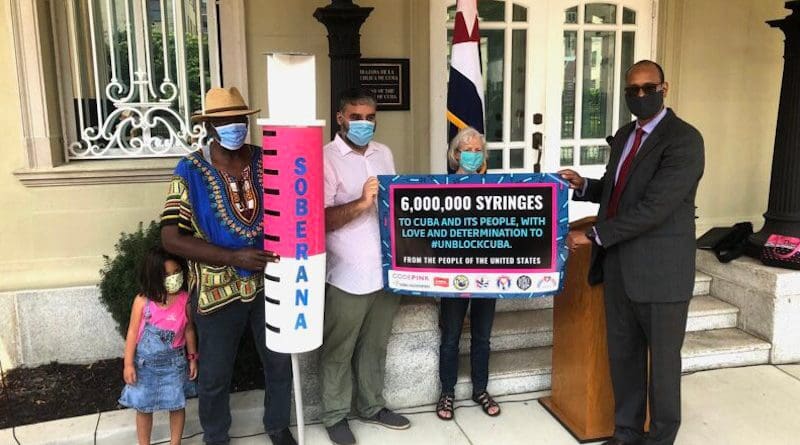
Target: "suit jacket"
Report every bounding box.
[574,108,705,303]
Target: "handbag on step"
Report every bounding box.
[761,234,800,270]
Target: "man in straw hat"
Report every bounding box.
[161,87,296,445]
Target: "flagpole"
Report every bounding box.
[447,0,485,172]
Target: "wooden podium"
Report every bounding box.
[540,217,614,442]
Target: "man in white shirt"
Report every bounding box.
[320,88,410,445]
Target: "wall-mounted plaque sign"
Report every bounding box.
[359,58,410,111]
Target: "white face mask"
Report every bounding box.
[164,272,184,294]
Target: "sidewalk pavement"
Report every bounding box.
[3,364,799,444]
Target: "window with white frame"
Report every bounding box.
[52,0,221,160]
[560,2,640,169]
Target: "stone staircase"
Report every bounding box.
[296,271,771,419]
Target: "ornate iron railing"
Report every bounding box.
[59,0,219,159]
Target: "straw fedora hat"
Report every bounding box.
[191,87,260,122]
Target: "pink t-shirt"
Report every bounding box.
[137,291,190,349]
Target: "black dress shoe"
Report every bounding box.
[268,428,297,445]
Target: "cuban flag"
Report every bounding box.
[447,0,485,173]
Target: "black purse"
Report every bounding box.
[696,222,753,263]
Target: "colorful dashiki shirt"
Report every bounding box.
[161,145,263,314]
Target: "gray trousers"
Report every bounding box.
[603,247,690,445]
[319,285,400,427]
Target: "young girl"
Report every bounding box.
[119,247,198,445]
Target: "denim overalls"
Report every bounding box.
[119,300,197,412]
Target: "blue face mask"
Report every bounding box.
[459,151,484,172]
[213,122,248,150]
[345,120,375,147]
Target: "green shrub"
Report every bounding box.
[98,221,263,388]
[99,221,161,338]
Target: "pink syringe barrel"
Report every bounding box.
[261,123,326,353]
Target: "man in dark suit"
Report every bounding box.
[559,60,704,445]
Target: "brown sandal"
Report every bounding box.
[436,393,455,421]
[472,391,501,417]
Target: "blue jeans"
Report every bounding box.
[191,291,292,444]
[438,297,496,395]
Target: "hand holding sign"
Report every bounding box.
[360,176,380,208]
[230,247,279,271]
[566,230,592,252]
[557,169,586,191]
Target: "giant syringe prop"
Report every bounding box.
[259,53,326,445]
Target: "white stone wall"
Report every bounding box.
[0,286,124,369]
[696,250,800,364]
[0,292,22,370]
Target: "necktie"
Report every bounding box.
[607,128,645,218]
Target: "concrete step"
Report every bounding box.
[494,295,554,313]
[449,327,770,402]
[457,294,738,354]
[681,328,771,372]
[455,346,552,400]
[395,274,717,341]
[686,295,739,332]
[694,271,712,296]
[180,320,768,424]
[459,308,553,353]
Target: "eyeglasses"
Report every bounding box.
[624,83,664,97]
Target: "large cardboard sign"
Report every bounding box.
[379,174,569,298]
